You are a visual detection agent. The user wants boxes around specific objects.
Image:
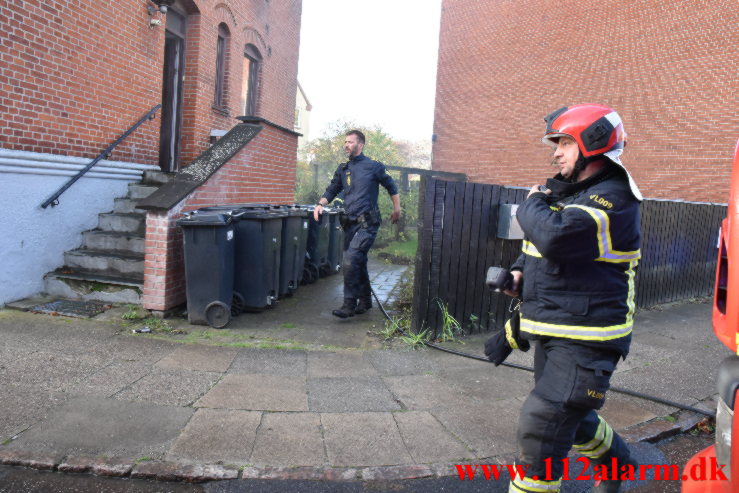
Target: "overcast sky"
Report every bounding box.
[297,0,443,143]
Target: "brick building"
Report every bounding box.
[0,0,303,309]
[432,0,739,204]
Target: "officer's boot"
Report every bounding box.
[593,454,640,493]
[354,296,372,314]
[332,298,356,318]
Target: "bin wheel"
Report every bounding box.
[307,262,320,282]
[302,263,317,284]
[205,301,231,328]
[319,263,331,278]
[231,292,245,316]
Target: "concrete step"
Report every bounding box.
[113,197,147,214]
[81,230,145,255]
[63,249,144,278]
[127,183,159,200]
[98,212,145,234]
[141,170,173,187]
[44,270,143,304]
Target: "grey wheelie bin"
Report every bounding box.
[177,212,235,328]
[324,208,344,277]
[277,205,310,296]
[230,208,287,312]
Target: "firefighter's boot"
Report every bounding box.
[593,455,640,493]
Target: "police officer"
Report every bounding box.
[314,130,400,318]
[485,104,641,493]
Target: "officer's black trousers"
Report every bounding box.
[516,338,631,481]
[342,222,379,301]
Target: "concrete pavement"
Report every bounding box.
[0,257,727,484]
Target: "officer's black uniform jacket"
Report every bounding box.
[322,153,398,220]
[511,166,641,357]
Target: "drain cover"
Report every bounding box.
[30,299,112,318]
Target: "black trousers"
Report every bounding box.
[341,221,379,300]
[515,338,631,483]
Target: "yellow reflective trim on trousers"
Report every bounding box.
[573,416,614,459]
[563,204,641,263]
[510,476,561,492]
[521,260,639,341]
[522,240,542,258]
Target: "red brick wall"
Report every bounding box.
[0,0,302,169]
[142,122,298,311]
[432,0,739,203]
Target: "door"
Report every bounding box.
[159,10,186,172]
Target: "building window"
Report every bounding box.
[242,44,262,116]
[294,108,302,129]
[214,24,230,109]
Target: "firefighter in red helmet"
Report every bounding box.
[485,104,642,493]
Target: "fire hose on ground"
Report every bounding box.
[371,288,716,419]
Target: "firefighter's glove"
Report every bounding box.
[484,330,512,366]
[484,312,529,366]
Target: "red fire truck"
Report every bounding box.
[682,139,739,492]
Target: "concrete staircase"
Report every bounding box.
[44,171,172,304]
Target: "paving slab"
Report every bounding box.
[114,367,222,407]
[431,399,521,459]
[4,397,193,458]
[73,360,153,397]
[155,345,238,373]
[307,376,401,412]
[195,374,308,411]
[229,348,307,376]
[165,408,261,465]
[393,411,474,463]
[365,349,439,376]
[250,412,326,467]
[307,351,377,378]
[0,350,103,392]
[0,386,71,443]
[382,374,479,410]
[321,412,413,467]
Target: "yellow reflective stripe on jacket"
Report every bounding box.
[573,416,614,459]
[510,475,561,492]
[520,259,638,341]
[564,204,641,263]
[522,240,542,257]
[520,317,632,340]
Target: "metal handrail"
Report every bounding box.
[40,104,162,209]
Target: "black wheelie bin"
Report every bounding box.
[303,205,331,284]
[177,212,235,328]
[277,205,310,296]
[230,208,287,312]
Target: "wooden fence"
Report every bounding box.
[411,177,727,336]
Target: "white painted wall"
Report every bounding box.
[0,149,158,306]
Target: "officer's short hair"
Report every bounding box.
[346,129,366,145]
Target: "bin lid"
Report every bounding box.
[176,212,232,227]
[231,209,288,220]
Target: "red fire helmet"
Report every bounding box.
[542,104,642,201]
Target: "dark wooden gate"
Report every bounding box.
[412,177,727,336]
